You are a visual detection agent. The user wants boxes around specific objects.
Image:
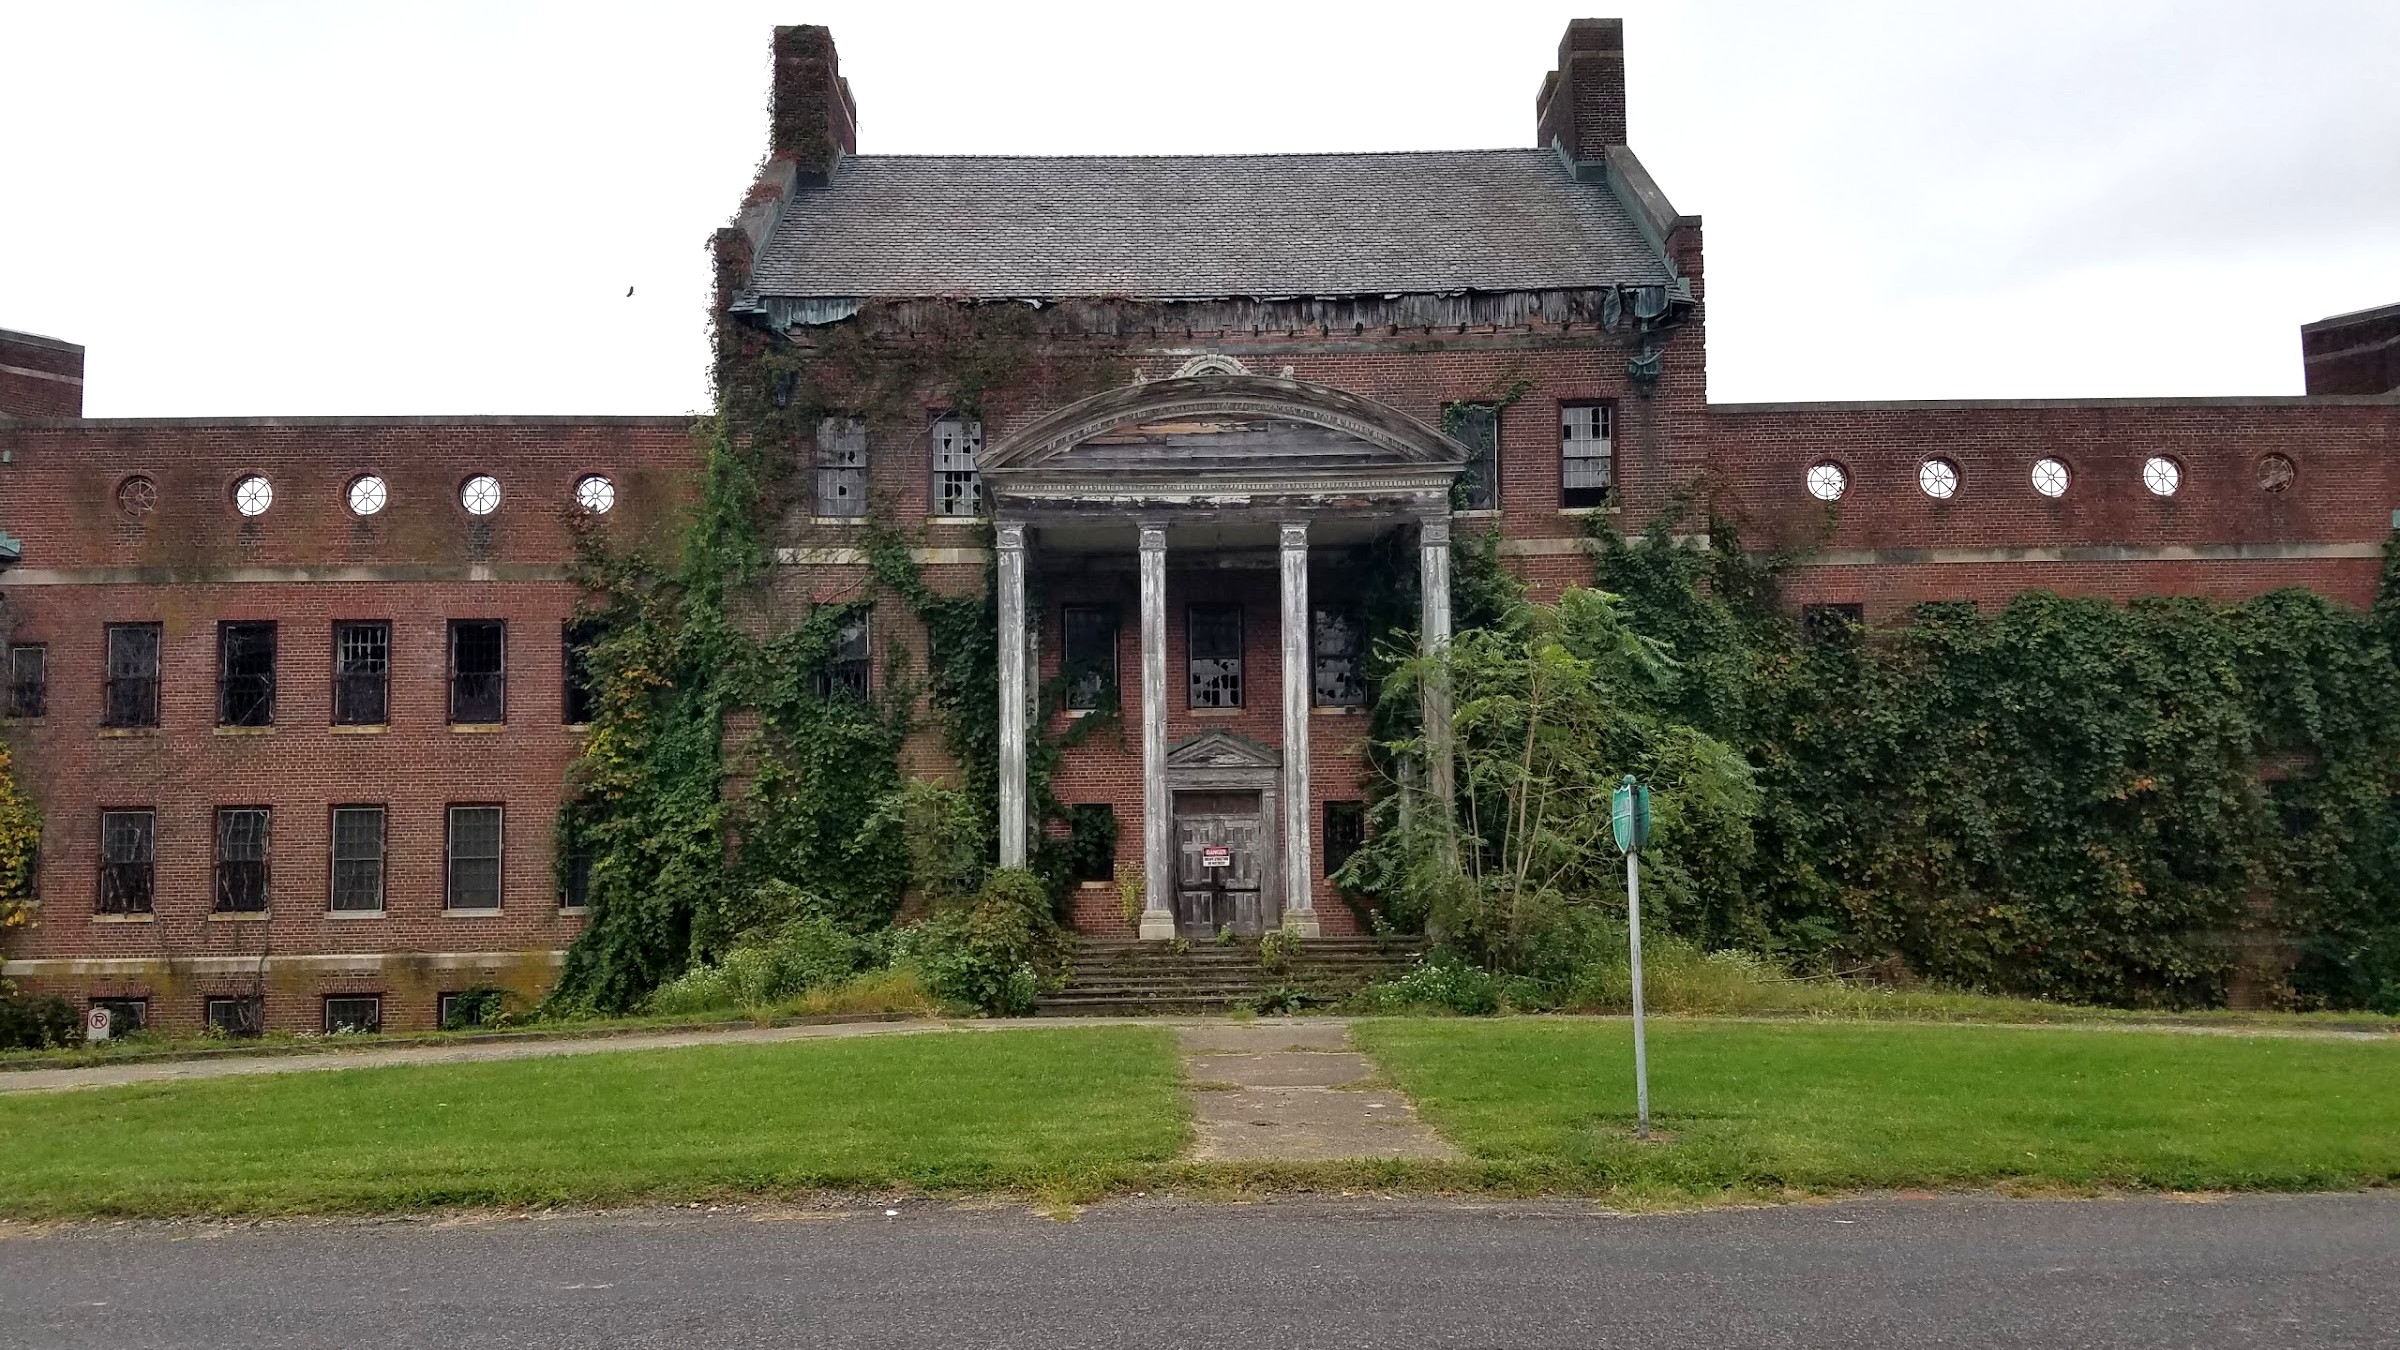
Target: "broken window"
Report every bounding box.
[1061,605,1118,711]
[446,806,503,911]
[213,807,269,913]
[205,996,263,1038]
[330,806,385,913]
[8,644,46,718]
[1449,403,1500,511]
[1311,607,1365,708]
[1188,604,1243,708]
[1561,403,1614,508]
[98,809,155,915]
[815,415,869,518]
[448,620,505,724]
[1801,603,1864,645]
[562,619,605,725]
[1324,801,1366,877]
[323,995,382,1035]
[217,621,276,726]
[814,608,870,702]
[333,621,389,726]
[930,415,983,518]
[103,623,160,728]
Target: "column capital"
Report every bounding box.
[1419,516,1452,547]
[994,520,1028,551]
[1278,520,1310,550]
[1137,519,1169,553]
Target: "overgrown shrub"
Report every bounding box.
[0,990,78,1051]
[1349,955,1508,1016]
[897,868,1067,1016]
[650,912,872,1015]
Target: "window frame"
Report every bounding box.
[216,620,277,727]
[1559,401,1614,509]
[1066,803,1117,884]
[1059,604,1119,712]
[447,619,507,725]
[444,804,504,912]
[928,413,984,518]
[814,607,871,702]
[1323,800,1367,878]
[7,643,46,719]
[561,619,605,726]
[323,995,383,1035]
[212,806,271,913]
[329,805,387,914]
[102,622,162,729]
[1800,603,1865,645]
[1447,402,1501,512]
[91,998,148,1035]
[332,620,391,727]
[814,414,869,519]
[558,833,594,911]
[1310,605,1365,709]
[1187,603,1244,709]
[97,807,156,915]
[204,995,263,1038]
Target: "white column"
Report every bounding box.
[1278,520,1319,937]
[1419,515,1456,821]
[996,520,1029,869]
[1138,520,1177,940]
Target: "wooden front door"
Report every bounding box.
[1174,790,1271,937]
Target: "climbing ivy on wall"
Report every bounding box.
[0,741,40,937]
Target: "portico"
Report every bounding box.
[981,372,1468,939]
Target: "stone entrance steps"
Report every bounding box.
[1035,936,1425,1016]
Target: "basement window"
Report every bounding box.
[91,998,148,1035]
[103,623,161,728]
[1448,403,1500,511]
[205,996,263,1038]
[324,996,383,1035]
[1311,607,1364,708]
[98,809,155,915]
[1188,604,1243,708]
[330,806,386,913]
[1801,603,1864,644]
[448,620,506,724]
[333,621,390,725]
[815,608,871,702]
[815,415,869,518]
[217,621,277,726]
[213,807,270,913]
[1560,403,1613,508]
[8,644,46,719]
[445,805,503,911]
[930,415,983,517]
[1061,605,1118,711]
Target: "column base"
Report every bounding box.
[1282,911,1321,939]
[1138,909,1179,941]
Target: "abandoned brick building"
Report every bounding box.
[3,20,2395,1032]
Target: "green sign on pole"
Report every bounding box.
[1611,776,1651,853]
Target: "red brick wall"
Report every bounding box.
[2302,302,2400,396]
[0,330,84,420]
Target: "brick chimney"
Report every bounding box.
[0,328,84,419]
[1536,18,1627,163]
[769,24,857,182]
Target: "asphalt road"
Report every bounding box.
[3,1193,2393,1349]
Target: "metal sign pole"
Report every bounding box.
[1626,843,1649,1140]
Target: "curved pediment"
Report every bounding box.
[981,374,1470,476]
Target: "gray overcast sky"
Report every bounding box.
[3,0,2396,417]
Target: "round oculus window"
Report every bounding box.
[116,475,159,519]
[1805,461,1849,502]
[1918,458,1961,500]
[233,474,274,517]
[346,474,388,517]
[2030,457,2071,499]
[573,474,616,514]
[2141,456,2183,498]
[2257,453,2296,494]
[460,474,502,516]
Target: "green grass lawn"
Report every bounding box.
[1355,1018,2400,1199]
[0,1026,1184,1219]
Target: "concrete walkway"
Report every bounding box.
[1175,1021,1460,1162]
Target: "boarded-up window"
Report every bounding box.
[98,809,155,915]
[1311,607,1365,708]
[217,621,276,726]
[333,621,389,725]
[930,415,983,517]
[1188,604,1243,708]
[815,608,871,702]
[8,645,46,719]
[446,805,502,911]
[214,807,270,912]
[103,623,160,728]
[1561,403,1613,508]
[815,415,869,517]
[331,806,385,913]
[448,620,505,724]
[1062,605,1118,711]
[1449,404,1500,511]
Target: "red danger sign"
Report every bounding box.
[1201,845,1232,868]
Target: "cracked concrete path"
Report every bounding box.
[1177,1021,1462,1162]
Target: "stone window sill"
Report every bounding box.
[92,912,155,923]
[1454,509,1501,520]
[1311,705,1366,716]
[330,724,389,735]
[810,516,870,527]
[559,906,589,917]
[449,723,507,734]
[208,911,270,922]
[214,725,275,737]
[925,516,984,527]
[444,907,503,917]
[1188,707,1244,718]
[326,909,386,919]
[98,727,158,738]
[1557,505,1621,517]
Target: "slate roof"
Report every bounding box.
[748,148,1673,300]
